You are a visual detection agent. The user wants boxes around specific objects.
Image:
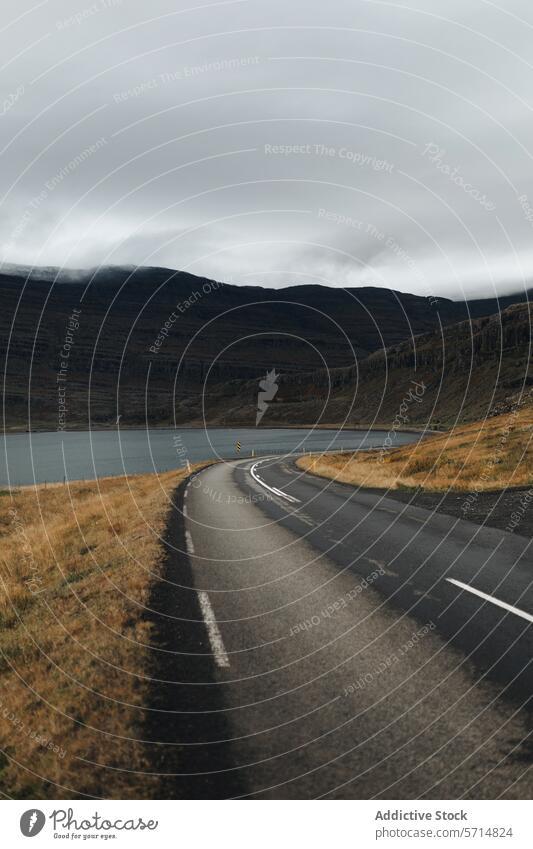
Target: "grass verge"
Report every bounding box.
[297,407,533,492]
[0,464,208,799]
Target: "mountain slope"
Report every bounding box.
[1,264,531,428]
[200,302,533,428]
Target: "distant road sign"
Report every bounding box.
[235,441,241,452]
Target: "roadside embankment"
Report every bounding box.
[297,408,533,536]
[0,463,210,798]
[297,408,533,492]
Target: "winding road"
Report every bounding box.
[156,455,533,799]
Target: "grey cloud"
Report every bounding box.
[1,0,533,299]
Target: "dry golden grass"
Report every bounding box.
[0,463,208,799]
[297,407,533,492]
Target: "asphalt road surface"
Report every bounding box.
[153,456,533,799]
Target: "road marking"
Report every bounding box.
[197,591,230,668]
[359,556,401,577]
[183,504,188,519]
[184,487,188,499]
[183,522,230,669]
[365,557,386,569]
[271,485,300,503]
[446,578,533,624]
[185,529,195,554]
[378,505,427,525]
[296,513,315,527]
[250,460,301,503]
[378,505,426,524]
[363,556,398,577]
[413,589,441,602]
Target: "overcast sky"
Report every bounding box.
[1,0,533,298]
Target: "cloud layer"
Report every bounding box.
[1,0,533,298]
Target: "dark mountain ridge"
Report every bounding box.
[1,263,531,428]
[201,302,533,429]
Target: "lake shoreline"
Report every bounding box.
[4,422,438,435]
[1,426,422,487]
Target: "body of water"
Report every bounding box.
[0,427,419,486]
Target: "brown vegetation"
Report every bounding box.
[0,464,207,798]
[297,407,533,492]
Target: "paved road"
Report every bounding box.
[155,456,533,799]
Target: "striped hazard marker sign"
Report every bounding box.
[235,441,241,452]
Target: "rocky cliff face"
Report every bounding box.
[1,264,530,428]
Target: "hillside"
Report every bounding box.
[298,406,533,493]
[1,264,530,429]
[200,302,533,428]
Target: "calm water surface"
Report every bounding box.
[1,427,419,486]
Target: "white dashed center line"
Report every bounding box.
[446,578,533,624]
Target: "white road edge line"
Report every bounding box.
[197,591,230,668]
[250,460,301,503]
[185,529,195,554]
[184,522,230,668]
[446,578,533,624]
[271,485,299,503]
